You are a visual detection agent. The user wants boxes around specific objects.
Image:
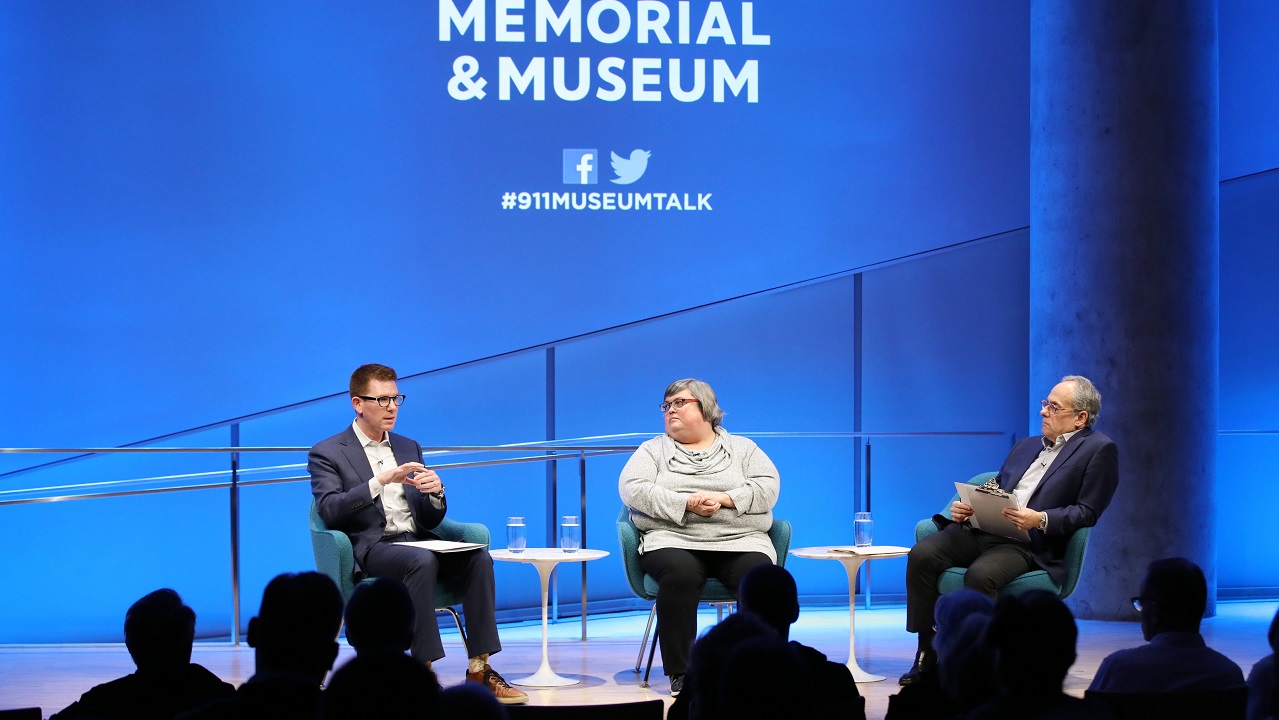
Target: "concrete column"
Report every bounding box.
[1030,0,1219,619]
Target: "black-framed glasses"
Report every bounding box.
[358,394,406,408]
[660,398,700,412]
[1041,399,1079,416]
[1131,596,1155,612]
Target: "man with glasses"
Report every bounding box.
[309,364,527,704]
[1088,557,1244,693]
[899,375,1119,685]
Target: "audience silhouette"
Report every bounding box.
[179,571,343,720]
[737,564,866,720]
[887,589,996,720]
[1089,557,1245,694]
[318,652,441,719]
[343,577,416,657]
[1247,606,1279,720]
[668,611,776,720]
[717,635,816,719]
[50,589,234,720]
[960,589,1113,720]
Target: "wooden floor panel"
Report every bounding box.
[2,602,1274,719]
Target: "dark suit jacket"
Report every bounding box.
[309,426,447,574]
[937,427,1119,585]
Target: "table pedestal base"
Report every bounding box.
[837,555,887,683]
[513,666,579,687]
[511,557,581,688]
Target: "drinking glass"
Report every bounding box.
[560,515,581,553]
[506,516,527,553]
[854,511,873,547]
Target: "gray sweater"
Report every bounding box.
[619,428,780,561]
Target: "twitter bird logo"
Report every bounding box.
[610,149,651,185]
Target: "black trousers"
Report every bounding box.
[904,523,1036,633]
[639,547,773,676]
[364,533,501,663]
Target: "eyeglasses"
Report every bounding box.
[358,394,406,408]
[1131,596,1156,612]
[660,398,700,412]
[1040,399,1079,416]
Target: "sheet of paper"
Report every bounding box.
[829,546,906,556]
[392,540,487,553]
[954,482,1030,541]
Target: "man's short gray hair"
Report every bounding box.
[664,378,725,428]
[1062,375,1101,429]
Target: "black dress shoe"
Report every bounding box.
[898,648,936,685]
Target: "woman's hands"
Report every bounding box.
[686,492,734,516]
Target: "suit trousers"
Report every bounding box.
[364,535,501,662]
[905,523,1036,633]
[639,547,772,677]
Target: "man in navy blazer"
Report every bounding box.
[899,375,1119,685]
[309,363,528,704]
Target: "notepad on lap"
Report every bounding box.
[954,482,1030,541]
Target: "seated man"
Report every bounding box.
[51,589,234,720]
[180,572,344,720]
[902,375,1119,684]
[1089,557,1245,693]
[309,363,526,704]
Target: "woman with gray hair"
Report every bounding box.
[619,378,781,696]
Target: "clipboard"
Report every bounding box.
[954,481,1030,541]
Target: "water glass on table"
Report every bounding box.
[507,516,527,553]
[854,511,873,547]
[560,515,580,553]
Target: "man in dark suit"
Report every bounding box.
[309,363,527,704]
[899,375,1119,685]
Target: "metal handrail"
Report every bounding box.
[0,429,1015,644]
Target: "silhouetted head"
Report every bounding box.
[344,577,415,656]
[440,682,508,720]
[933,591,997,707]
[124,588,196,672]
[247,572,343,682]
[686,612,777,720]
[319,653,440,719]
[738,564,800,640]
[1270,606,1279,655]
[986,590,1077,697]
[1138,557,1208,640]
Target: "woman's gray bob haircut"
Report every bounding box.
[664,378,725,427]
[1062,375,1101,429]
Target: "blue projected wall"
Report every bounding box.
[0,1,1029,451]
[2,1,1278,642]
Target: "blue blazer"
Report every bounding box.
[939,427,1119,585]
[309,426,448,575]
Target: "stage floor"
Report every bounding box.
[2,600,1275,719]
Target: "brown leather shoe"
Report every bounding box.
[466,666,529,705]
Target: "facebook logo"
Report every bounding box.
[563,149,598,185]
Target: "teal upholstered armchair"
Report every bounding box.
[616,506,793,685]
[913,471,1091,599]
[308,499,490,651]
